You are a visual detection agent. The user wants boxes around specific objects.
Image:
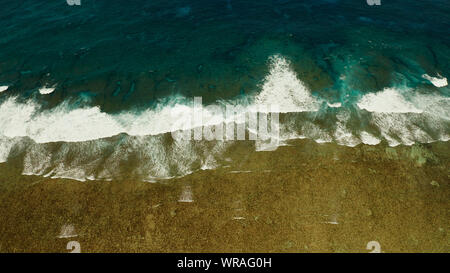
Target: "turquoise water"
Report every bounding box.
[0,0,449,181]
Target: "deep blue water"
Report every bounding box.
[0,0,449,110]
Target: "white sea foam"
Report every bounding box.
[0,98,37,138]
[327,102,342,108]
[359,131,381,145]
[0,86,8,93]
[334,111,360,147]
[18,134,229,182]
[0,136,20,163]
[0,63,446,150]
[422,74,448,88]
[370,113,435,146]
[356,87,449,146]
[357,88,422,113]
[22,144,52,175]
[255,54,320,113]
[0,98,123,142]
[39,86,56,95]
[0,55,319,144]
[0,54,449,181]
[410,93,450,119]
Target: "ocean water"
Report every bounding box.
[0,0,449,181]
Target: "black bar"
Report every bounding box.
[0,253,445,272]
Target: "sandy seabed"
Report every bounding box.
[0,139,448,253]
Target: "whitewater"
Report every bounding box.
[0,55,448,181]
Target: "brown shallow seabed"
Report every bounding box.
[0,139,448,252]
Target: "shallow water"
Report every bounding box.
[0,139,448,252]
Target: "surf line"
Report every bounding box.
[171,96,280,145]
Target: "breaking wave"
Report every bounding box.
[0,55,448,181]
